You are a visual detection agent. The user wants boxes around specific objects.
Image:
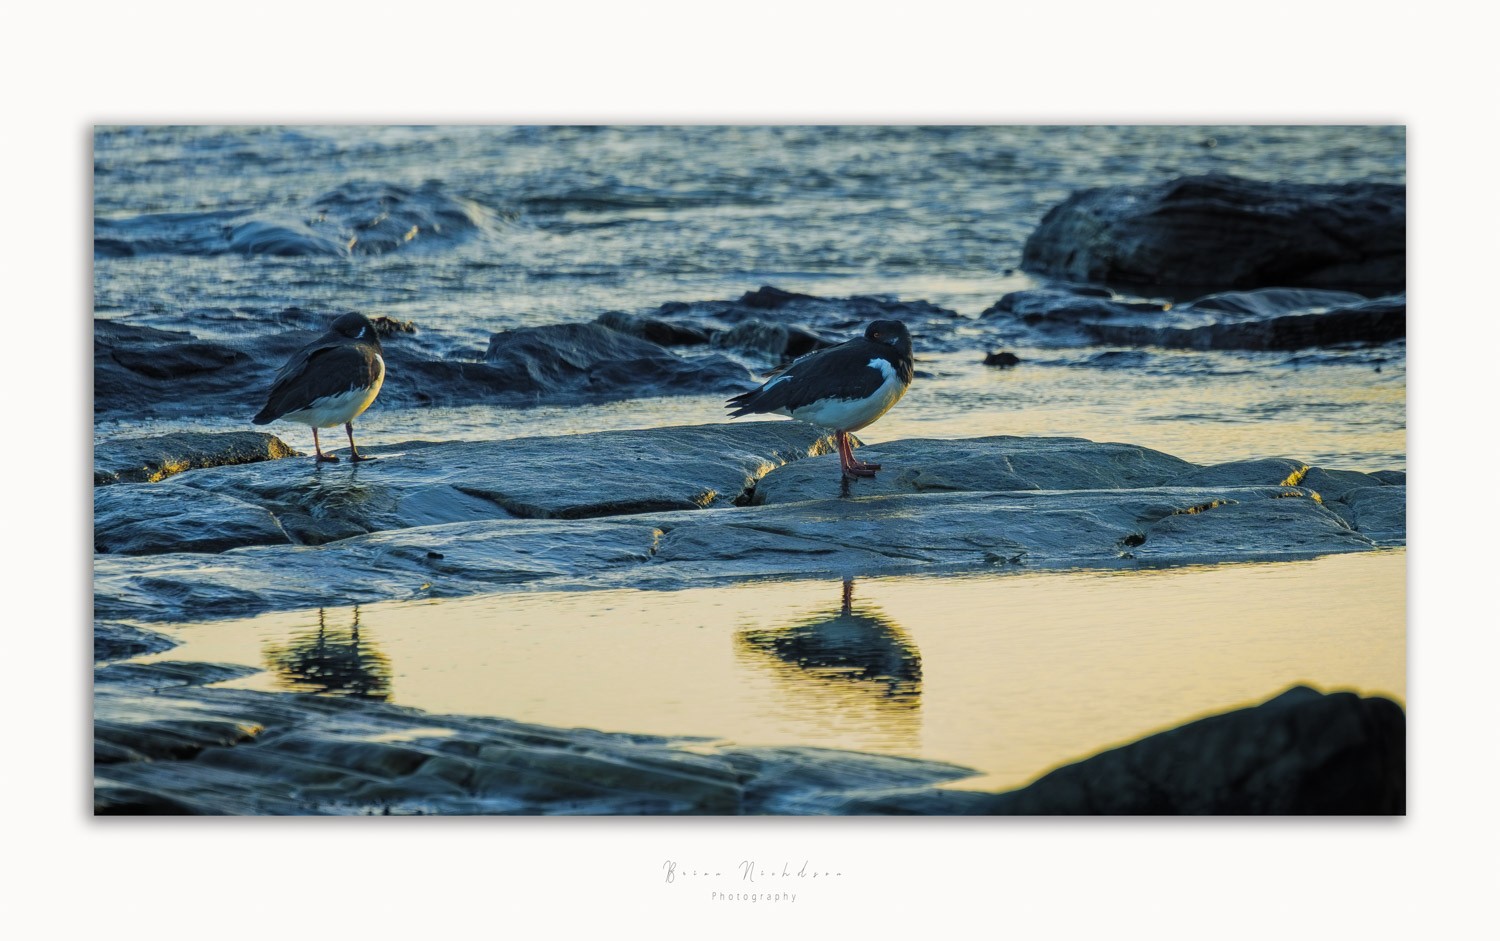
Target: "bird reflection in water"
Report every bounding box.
[735,579,921,751]
[264,607,393,700]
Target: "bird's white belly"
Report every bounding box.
[281,357,384,428]
[784,366,907,433]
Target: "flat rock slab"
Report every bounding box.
[93,670,973,815]
[94,484,1378,624]
[94,422,839,553]
[94,432,300,485]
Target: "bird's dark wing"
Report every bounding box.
[253,342,381,423]
[725,339,887,417]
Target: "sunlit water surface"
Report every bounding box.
[137,549,1405,791]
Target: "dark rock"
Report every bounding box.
[95,311,750,421]
[1083,295,1406,351]
[111,341,250,379]
[95,431,299,485]
[595,309,713,346]
[834,686,1404,815]
[712,320,840,361]
[990,686,1406,814]
[737,285,823,309]
[983,350,1021,368]
[482,322,753,397]
[1021,173,1406,291]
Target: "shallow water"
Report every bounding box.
[137,548,1405,791]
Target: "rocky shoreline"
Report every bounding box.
[94,168,1407,815]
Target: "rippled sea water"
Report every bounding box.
[94,125,1405,467]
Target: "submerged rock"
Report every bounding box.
[1020,173,1406,291]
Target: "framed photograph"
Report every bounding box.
[93,125,1405,818]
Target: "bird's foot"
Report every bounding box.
[349,452,377,464]
[841,464,879,479]
[315,452,340,463]
[849,459,881,472]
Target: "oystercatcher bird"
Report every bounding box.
[726,320,913,478]
[252,312,385,463]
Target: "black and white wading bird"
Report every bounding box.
[252,312,385,463]
[726,320,913,479]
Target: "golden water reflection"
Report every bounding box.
[735,578,922,754]
[136,549,1406,791]
[263,607,393,700]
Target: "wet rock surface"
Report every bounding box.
[95,431,299,485]
[93,662,974,815]
[831,686,1406,815]
[1020,173,1406,292]
[92,426,1402,623]
[92,422,839,557]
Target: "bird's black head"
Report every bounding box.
[330,312,380,345]
[865,320,912,356]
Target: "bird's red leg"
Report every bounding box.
[346,422,376,463]
[313,428,339,463]
[837,431,878,478]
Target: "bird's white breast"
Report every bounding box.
[785,357,907,432]
[280,355,385,428]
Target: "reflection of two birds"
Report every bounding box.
[264,607,393,700]
[735,579,922,745]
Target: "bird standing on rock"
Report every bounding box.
[726,320,913,479]
[253,311,385,463]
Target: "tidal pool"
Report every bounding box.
[133,548,1405,791]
